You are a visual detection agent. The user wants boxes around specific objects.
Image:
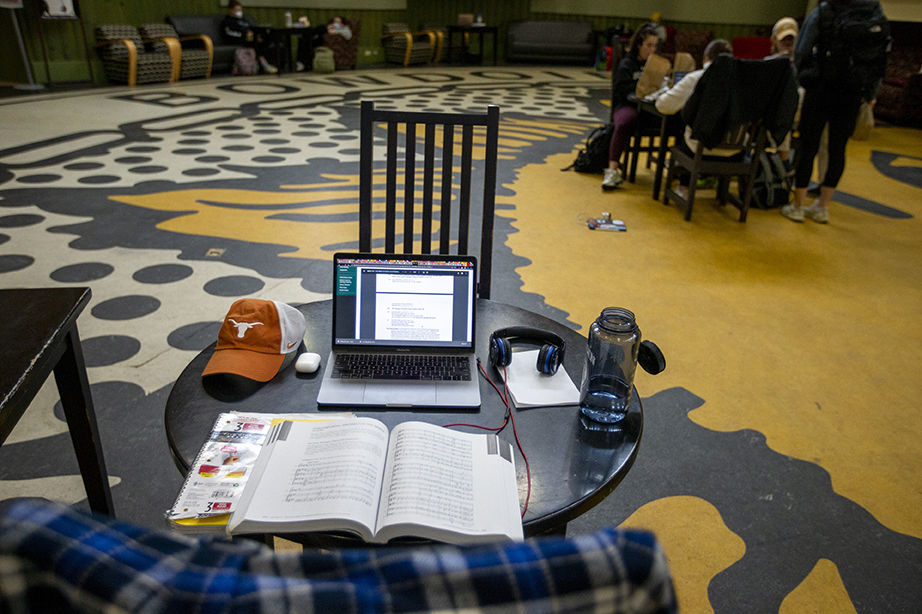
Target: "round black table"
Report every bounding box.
[165,299,642,538]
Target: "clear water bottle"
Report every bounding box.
[579,307,641,424]
[284,10,292,27]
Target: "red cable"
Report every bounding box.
[443,359,531,518]
[508,400,530,517]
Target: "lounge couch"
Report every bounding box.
[167,14,236,75]
[506,20,596,65]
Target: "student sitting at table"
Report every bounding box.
[654,39,737,200]
[602,22,660,191]
[221,0,278,74]
[295,17,353,71]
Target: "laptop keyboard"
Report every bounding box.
[331,354,472,381]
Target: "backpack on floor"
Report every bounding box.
[750,151,792,209]
[563,124,614,174]
[312,46,335,74]
[233,47,259,76]
[802,0,890,97]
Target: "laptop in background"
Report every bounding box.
[316,253,481,409]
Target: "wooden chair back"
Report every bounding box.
[359,100,500,298]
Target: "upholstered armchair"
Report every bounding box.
[140,23,213,80]
[322,17,360,70]
[382,23,436,66]
[875,45,922,126]
[95,25,176,86]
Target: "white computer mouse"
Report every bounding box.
[295,352,321,374]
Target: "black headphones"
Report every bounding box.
[488,326,566,375]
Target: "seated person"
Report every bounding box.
[768,17,798,59]
[767,17,817,174]
[222,0,278,74]
[296,17,352,71]
[0,498,678,613]
[654,39,738,199]
[603,22,660,191]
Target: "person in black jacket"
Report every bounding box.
[222,0,277,74]
[782,0,888,224]
[603,23,660,191]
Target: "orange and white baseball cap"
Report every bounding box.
[202,299,306,382]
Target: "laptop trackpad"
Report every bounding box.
[363,381,436,406]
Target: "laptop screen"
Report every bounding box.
[332,253,477,350]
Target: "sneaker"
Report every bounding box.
[260,60,278,74]
[781,203,805,222]
[602,168,624,191]
[803,201,829,223]
[673,184,689,201]
[296,61,305,72]
[696,176,717,189]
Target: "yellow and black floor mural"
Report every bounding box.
[1,66,921,612]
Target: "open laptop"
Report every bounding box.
[316,253,481,408]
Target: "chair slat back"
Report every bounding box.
[359,100,500,298]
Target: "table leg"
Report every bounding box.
[653,120,669,200]
[531,522,568,538]
[53,327,115,516]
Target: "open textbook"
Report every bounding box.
[227,418,524,544]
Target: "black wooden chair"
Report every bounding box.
[359,100,500,298]
[662,122,768,222]
[662,54,798,222]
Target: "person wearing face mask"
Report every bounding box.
[603,23,660,191]
[222,0,278,74]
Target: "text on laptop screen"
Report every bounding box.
[333,256,475,349]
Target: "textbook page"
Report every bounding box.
[228,418,389,538]
[374,421,523,544]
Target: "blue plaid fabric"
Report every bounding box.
[0,500,677,613]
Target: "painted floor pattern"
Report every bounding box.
[1,66,921,613]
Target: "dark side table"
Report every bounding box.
[0,287,114,516]
[165,299,641,538]
[447,25,499,65]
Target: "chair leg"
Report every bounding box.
[738,174,754,222]
[629,136,640,182]
[685,168,700,221]
[663,155,676,206]
[716,176,730,206]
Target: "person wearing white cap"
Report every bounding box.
[770,17,799,59]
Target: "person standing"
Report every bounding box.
[603,23,660,191]
[782,0,889,223]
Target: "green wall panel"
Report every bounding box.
[0,0,809,84]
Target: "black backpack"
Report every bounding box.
[563,124,614,174]
[808,0,890,96]
[750,151,792,209]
